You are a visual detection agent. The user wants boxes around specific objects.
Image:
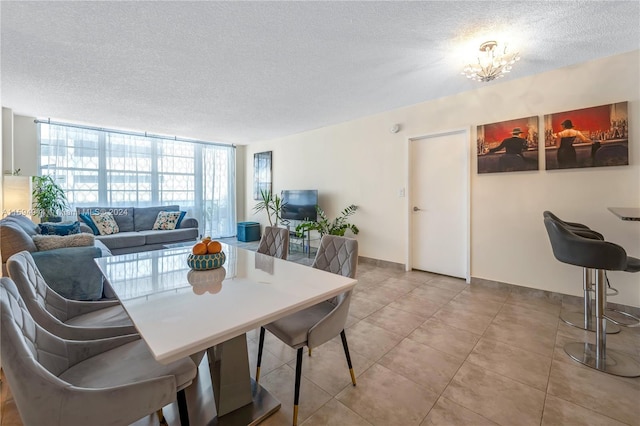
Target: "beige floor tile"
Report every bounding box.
[362,305,427,337]
[345,320,404,361]
[337,363,438,426]
[466,337,552,391]
[387,294,443,318]
[442,363,545,426]
[423,276,468,292]
[553,321,640,368]
[349,294,385,319]
[409,285,460,306]
[286,340,375,396]
[344,314,360,328]
[0,399,22,426]
[495,303,561,329]
[431,304,495,335]
[449,292,504,316]
[262,331,298,363]
[260,364,332,425]
[460,284,511,303]
[379,277,420,294]
[547,359,640,425]
[378,338,464,395]
[356,270,392,286]
[397,270,440,284]
[2,249,638,426]
[541,394,628,426]
[483,320,556,358]
[247,336,287,380]
[421,396,498,426]
[356,285,407,305]
[300,398,372,426]
[504,291,562,316]
[408,318,480,359]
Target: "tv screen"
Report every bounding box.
[281,190,318,221]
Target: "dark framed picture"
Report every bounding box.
[544,102,628,170]
[477,116,539,174]
[253,151,272,200]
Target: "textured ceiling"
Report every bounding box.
[1,1,639,145]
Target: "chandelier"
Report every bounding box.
[462,41,520,82]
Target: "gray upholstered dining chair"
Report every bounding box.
[256,225,290,260]
[6,250,137,340]
[255,235,358,426]
[0,276,197,426]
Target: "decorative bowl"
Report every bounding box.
[187,251,226,271]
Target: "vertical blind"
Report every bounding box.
[37,122,236,238]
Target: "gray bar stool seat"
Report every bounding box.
[544,217,640,377]
[543,211,620,334]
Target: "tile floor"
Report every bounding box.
[1,238,639,426]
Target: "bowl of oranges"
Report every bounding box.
[187,237,226,270]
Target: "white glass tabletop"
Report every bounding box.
[95,244,357,364]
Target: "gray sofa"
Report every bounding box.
[0,214,111,300]
[76,205,199,255]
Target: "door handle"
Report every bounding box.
[413,206,423,212]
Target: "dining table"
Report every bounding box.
[95,244,357,425]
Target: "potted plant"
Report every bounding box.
[296,204,359,237]
[32,175,69,222]
[253,189,285,227]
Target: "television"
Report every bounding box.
[281,190,318,221]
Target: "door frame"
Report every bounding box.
[405,127,471,283]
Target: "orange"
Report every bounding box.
[192,242,208,255]
[202,236,212,243]
[207,240,222,254]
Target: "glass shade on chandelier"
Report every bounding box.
[462,41,520,82]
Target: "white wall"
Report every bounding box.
[4,51,639,307]
[13,116,38,176]
[245,50,640,307]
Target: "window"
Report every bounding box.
[38,122,236,238]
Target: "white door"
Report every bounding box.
[409,130,469,280]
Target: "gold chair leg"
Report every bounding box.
[157,408,168,426]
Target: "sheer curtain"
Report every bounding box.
[38,122,236,238]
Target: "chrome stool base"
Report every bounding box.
[564,342,640,378]
[559,311,620,334]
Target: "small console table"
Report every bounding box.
[288,228,318,258]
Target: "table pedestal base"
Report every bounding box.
[209,379,281,426]
[207,334,281,425]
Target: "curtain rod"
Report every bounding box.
[34,118,236,149]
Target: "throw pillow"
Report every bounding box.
[152,211,184,230]
[90,212,120,235]
[38,221,81,236]
[78,213,100,235]
[176,211,187,228]
[32,233,95,251]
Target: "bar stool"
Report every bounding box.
[543,211,620,334]
[544,217,640,377]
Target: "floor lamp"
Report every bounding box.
[2,175,32,218]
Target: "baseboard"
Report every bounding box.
[358,256,405,271]
[470,276,640,317]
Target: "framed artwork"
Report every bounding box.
[544,102,628,170]
[477,116,539,174]
[253,151,272,200]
